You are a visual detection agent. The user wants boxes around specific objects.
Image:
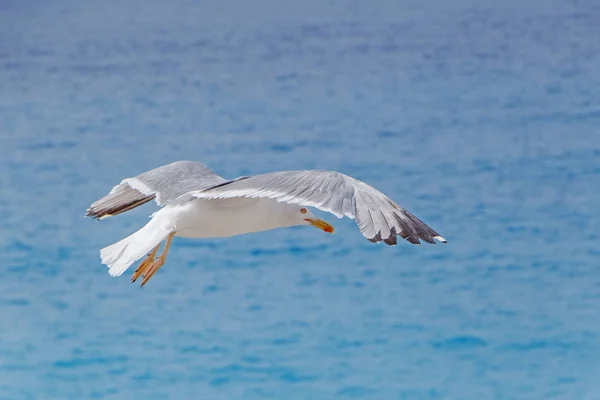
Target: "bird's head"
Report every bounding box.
[289,206,334,233]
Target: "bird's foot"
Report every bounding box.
[140,257,165,287]
[131,246,159,283]
[132,232,174,287]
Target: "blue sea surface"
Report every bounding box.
[1,0,600,398]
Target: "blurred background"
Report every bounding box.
[1,0,599,398]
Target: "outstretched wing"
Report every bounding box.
[86,160,228,219]
[182,170,446,245]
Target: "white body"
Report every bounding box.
[100,198,314,277]
[167,198,303,238]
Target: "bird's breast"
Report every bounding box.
[171,197,286,239]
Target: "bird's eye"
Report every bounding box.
[300,208,307,214]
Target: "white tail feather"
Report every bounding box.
[100,217,174,277]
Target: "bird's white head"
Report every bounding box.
[281,205,334,233]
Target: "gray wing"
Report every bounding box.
[183,170,446,245]
[86,160,228,219]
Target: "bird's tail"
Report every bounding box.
[100,217,174,277]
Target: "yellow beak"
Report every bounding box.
[305,218,335,233]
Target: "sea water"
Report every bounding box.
[1,0,599,398]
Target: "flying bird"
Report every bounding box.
[87,161,446,286]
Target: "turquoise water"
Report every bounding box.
[2,0,600,398]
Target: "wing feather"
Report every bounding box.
[86,160,228,219]
[183,170,446,245]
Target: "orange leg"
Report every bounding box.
[131,244,160,283]
[140,232,175,287]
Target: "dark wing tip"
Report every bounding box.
[396,228,420,245]
[405,235,421,245]
[85,206,112,220]
[368,231,399,246]
[433,235,447,244]
[86,194,155,220]
[383,234,397,246]
[367,223,446,246]
[368,232,383,243]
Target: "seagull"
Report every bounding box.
[87,161,446,286]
